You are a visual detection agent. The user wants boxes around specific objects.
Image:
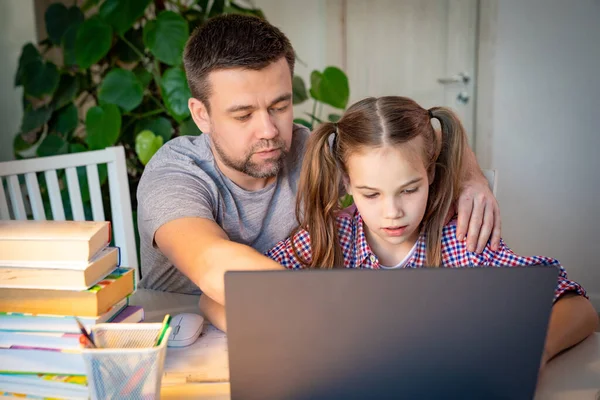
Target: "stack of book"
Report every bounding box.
[0,220,144,398]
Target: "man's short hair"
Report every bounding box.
[183,14,295,112]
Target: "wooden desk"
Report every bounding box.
[130,289,600,400]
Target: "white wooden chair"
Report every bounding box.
[483,169,498,195]
[0,147,138,280]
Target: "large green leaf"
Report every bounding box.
[14,131,46,159]
[309,67,350,109]
[135,117,173,142]
[114,28,145,63]
[45,4,84,45]
[45,3,68,44]
[69,143,88,153]
[178,118,202,136]
[22,60,60,98]
[20,107,53,134]
[85,104,121,150]
[53,103,79,136]
[160,67,191,123]
[292,76,308,105]
[340,194,354,208]
[51,74,79,110]
[37,134,68,157]
[75,17,113,69]
[143,11,189,66]
[133,65,152,88]
[13,133,33,155]
[98,68,143,111]
[15,43,42,87]
[135,130,163,165]
[62,23,81,67]
[99,0,151,36]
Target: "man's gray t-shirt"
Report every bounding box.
[136,124,309,294]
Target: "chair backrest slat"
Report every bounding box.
[65,166,84,221]
[0,179,10,220]
[106,147,137,276]
[7,175,26,220]
[44,169,66,221]
[86,164,105,221]
[24,172,46,221]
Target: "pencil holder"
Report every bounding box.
[81,323,171,400]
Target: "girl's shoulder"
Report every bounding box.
[335,205,361,236]
[336,204,358,218]
[438,218,494,265]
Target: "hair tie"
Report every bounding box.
[328,123,338,154]
[428,109,434,119]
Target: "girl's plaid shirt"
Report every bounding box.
[266,207,585,302]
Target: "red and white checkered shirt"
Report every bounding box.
[265,206,586,302]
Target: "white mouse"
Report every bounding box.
[167,313,204,347]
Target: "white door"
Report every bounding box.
[254,0,478,144]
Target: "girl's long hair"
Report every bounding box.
[293,97,466,267]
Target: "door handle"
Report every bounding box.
[437,72,470,85]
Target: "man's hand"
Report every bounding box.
[199,295,227,332]
[456,176,501,253]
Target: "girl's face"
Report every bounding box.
[345,137,430,258]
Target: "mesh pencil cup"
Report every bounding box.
[81,323,171,400]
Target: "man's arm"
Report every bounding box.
[456,145,501,253]
[199,294,227,331]
[155,217,284,305]
[541,294,598,366]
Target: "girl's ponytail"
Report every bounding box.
[422,107,466,265]
[292,122,344,269]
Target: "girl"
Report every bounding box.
[266,96,597,367]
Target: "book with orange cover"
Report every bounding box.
[0,267,134,317]
[0,247,120,290]
[0,220,111,265]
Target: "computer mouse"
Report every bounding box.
[167,313,204,348]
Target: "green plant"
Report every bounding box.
[292,67,353,207]
[13,0,265,215]
[291,66,350,130]
[13,0,353,214]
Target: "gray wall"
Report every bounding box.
[487,0,600,306]
[0,0,37,162]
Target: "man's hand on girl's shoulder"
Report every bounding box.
[455,177,501,253]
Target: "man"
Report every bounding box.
[137,14,501,330]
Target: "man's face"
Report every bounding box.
[190,58,294,180]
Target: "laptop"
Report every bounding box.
[224,266,558,400]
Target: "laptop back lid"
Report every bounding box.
[225,266,558,400]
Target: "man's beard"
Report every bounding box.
[211,136,288,179]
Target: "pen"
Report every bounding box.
[154,314,171,347]
[74,317,97,348]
